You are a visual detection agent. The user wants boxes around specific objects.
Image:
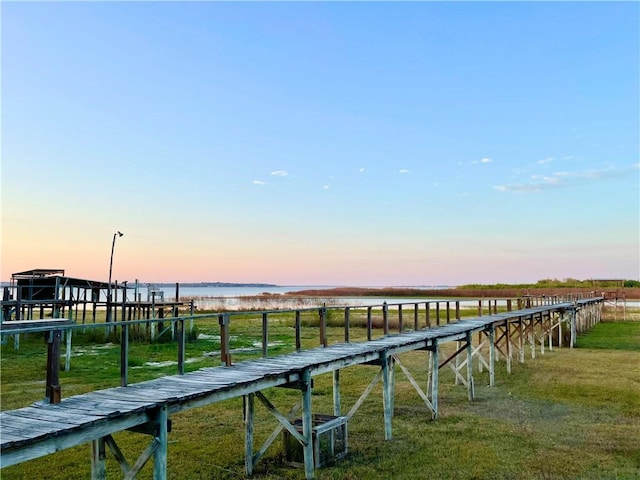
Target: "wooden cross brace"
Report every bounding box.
[91,405,169,480]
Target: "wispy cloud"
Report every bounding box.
[271,170,288,176]
[359,168,365,173]
[323,185,330,190]
[537,156,556,164]
[494,164,638,193]
[471,157,492,165]
[398,169,409,174]
[252,180,266,186]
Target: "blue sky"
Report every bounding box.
[2,1,638,286]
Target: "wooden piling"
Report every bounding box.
[152,405,168,480]
[45,329,62,404]
[244,393,255,476]
[301,369,314,480]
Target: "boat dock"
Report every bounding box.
[0,296,604,479]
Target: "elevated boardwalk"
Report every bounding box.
[0,297,603,479]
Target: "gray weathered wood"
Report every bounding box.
[466,332,475,401]
[1,299,603,477]
[91,437,106,480]
[300,369,314,480]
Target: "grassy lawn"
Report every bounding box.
[1,315,638,479]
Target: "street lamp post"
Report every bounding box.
[107,231,124,323]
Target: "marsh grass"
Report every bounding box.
[1,320,639,479]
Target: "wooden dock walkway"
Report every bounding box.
[0,297,604,479]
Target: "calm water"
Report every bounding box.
[121,285,472,311]
[123,285,640,311]
[9,283,635,311]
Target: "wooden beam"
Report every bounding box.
[152,405,168,480]
[430,340,439,420]
[301,369,314,480]
[488,326,496,387]
[91,437,106,480]
[466,332,475,401]
[346,369,383,420]
[333,370,341,416]
[393,355,435,415]
[381,353,392,440]
[244,393,254,476]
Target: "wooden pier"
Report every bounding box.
[0,297,604,479]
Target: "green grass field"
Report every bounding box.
[1,315,638,479]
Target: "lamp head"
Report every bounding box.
[117,231,124,237]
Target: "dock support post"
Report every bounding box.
[505,320,512,374]
[389,355,396,421]
[244,393,255,476]
[454,340,461,385]
[488,326,496,387]
[381,353,393,439]
[301,369,314,480]
[91,437,106,480]
[430,340,439,420]
[466,332,475,401]
[518,318,525,363]
[153,405,168,480]
[570,307,577,348]
[529,315,536,359]
[333,369,341,416]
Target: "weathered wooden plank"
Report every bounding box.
[1,411,151,468]
[5,408,102,428]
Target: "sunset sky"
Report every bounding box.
[2,1,638,286]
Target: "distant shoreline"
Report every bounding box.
[286,286,640,300]
[150,282,278,288]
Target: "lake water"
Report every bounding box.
[121,285,484,311]
[122,285,640,311]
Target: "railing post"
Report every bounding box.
[262,312,269,357]
[120,321,129,387]
[383,302,389,335]
[177,317,185,375]
[319,306,327,347]
[220,313,232,365]
[426,302,431,328]
[435,302,440,326]
[367,306,372,340]
[189,300,194,334]
[295,310,302,352]
[344,307,350,342]
[446,301,450,324]
[414,303,419,330]
[398,304,403,332]
[455,301,460,321]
